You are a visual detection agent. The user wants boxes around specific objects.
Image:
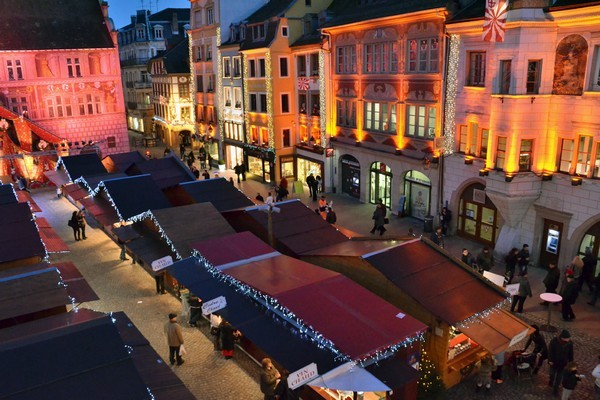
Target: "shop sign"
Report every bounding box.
[202,296,227,315]
[380,163,387,173]
[482,271,505,288]
[151,255,173,272]
[509,327,530,348]
[287,363,318,390]
[505,283,520,296]
[325,148,334,158]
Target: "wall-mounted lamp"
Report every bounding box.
[505,173,514,182]
[571,176,583,186]
[479,169,489,177]
[542,173,553,181]
[464,156,474,165]
[531,97,536,104]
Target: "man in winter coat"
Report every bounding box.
[523,324,548,374]
[164,313,184,366]
[517,244,531,274]
[260,358,281,400]
[541,262,561,305]
[548,329,574,395]
[510,272,532,313]
[561,274,578,321]
[476,247,494,272]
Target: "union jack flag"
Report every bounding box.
[297,77,310,91]
[483,0,508,42]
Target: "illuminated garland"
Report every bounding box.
[190,251,424,364]
[74,176,96,196]
[455,297,511,329]
[265,50,275,151]
[30,214,50,262]
[242,53,250,144]
[96,181,125,222]
[187,30,197,134]
[55,266,78,312]
[131,210,181,259]
[319,49,326,145]
[442,34,459,155]
[216,27,224,155]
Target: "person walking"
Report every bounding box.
[260,358,281,400]
[155,272,166,294]
[69,211,81,241]
[219,320,241,359]
[561,273,578,321]
[210,313,223,351]
[77,210,87,240]
[491,352,505,384]
[522,324,548,374]
[517,244,531,274]
[164,313,185,366]
[440,206,451,236]
[186,150,195,169]
[240,162,247,181]
[548,329,574,396]
[118,237,129,261]
[510,272,532,313]
[202,169,210,179]
[588,272,600,306]
[582,248,596,293]
[504,247,519,284]
[476,246,494,273]
[541,262,561,305]
[430,226,444,248]
[306,173,316,199]
[561,361,583,400]
[592,355,600,400]
[234,163,242,183]
[179,143,186,159]
[370,202,386,236]
[265,192,274,206]
[571,256,584,291]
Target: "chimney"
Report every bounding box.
[100,1,109,19]
[172,12,179,35]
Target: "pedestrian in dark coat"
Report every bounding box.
[202,169,210,179]
[240,162,246,181]
[476,247,494,272]
[186,150,195,168]
[461,248,475,268]
[505,247,519,284]
[219,320,241,359]
[548,329,574,395]
[234,163,242,183]
[77,210,87,240]
[370,203,386,236]
[430,226,444,248]
[588,273,600,306]
[260,358,281,400]
[561,361,582,400]
[69,211,81,241]
[581,248,596,293]
[561,274,578,321]
[179,143,186,159]
[440,207,451,235]
[325,207,337,224]
[510,272,532,313]
[523,324,548,374]
[541,262,561,306]
[306,173,316,200]
[517,244,531,274]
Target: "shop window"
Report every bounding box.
[406,105,435,138]
[495,137,507,170]
[498,60,512,94]
[526,60,541,94]
[576,136,593,175]
[297,55,307,77]
[591,46,600,92]
[260,128,268,145]
[407,38,439,73]
[282,129,291,147]
[364,102,395,133]
[558,139,574,173]
[279,57,289,77]
[467,51,486,87]
[281,94,290,113]
[519,139,534,172]
[336,46,357,74]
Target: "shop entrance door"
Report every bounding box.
[539,220,563,267]
[369,162,392,209]
[341,156,360,198]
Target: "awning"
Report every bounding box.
[80,196,119,227]
[44,170,70,186]
[307,362,391,392]
[36,217,70,253]
[53,262,99,303]
[112,224,141,243]
[62,183,89,202]
[365,355,422,389]
[457,310,532,355]
[15,190,41,212]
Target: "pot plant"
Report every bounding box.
[217,159,226,172]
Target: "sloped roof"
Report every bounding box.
[0,202,46,264]
[98,175,171,221]
[0,309,152,400]
[102,151,147,173]
[447,0,485,23]
[161,38,190,74]
[245,0,295,24]
[0,184,17,205]
[191,231,276,268]
[240,19,280,51]
[147,203,236,259]
[363,239,508,325]
[0,0,114,51]
[324,0,447,28]
[59,153,108,182]
[149,8,191,22]
[127,155,195,190]
[176,178,254,211]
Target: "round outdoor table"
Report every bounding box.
[539,293,562,332]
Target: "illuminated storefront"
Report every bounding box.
[403,170,431,220]
[369,162,392,209]
[340,155,360,198]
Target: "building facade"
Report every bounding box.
[0,0,128,156]
[118,8,190,137]
[323,0,449,217]
[445,0,600,269]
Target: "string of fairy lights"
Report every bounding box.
[265,51,275,150]
[130,210,181,259]
[443,34,460,155]
[455,297,511,329]
[318,49,327,146]
[242,53,251,145]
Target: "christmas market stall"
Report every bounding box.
[312,238,532,388]
[0,201,47,271]
[123,153,196,191]
[180,231,428,400]
[166,177,254,211]
[102,151,147,173]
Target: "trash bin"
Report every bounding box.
[423,215,434,233]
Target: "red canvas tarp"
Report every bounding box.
[53,261,99,303]
[15,190,41,212]
[225,255,426,360]
[190,231,275,267]
[36,217,69,253]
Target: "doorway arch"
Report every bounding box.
[457,183,499,246]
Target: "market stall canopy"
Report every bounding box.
[95,174,171,221]
[363,239,507,325]
[15,189,41,212]
[224,199,350,256]
[144,203,236,259]
[62,182,90,202]
[102,151,147,174]
[457,310,532,354]
[0,202,47,265]
[76,172,128,193]
[57,153,107,182]
[80,196,120,227]
[191,231,276,269]
[300,238,397,257]
[169,178,254,211]
[110,311,196,400]
[44,169,70,187]
[0,183,18,205]
[307,362,391,392]
[0,309,153,400]
[35,217,70,253]
[126,155,195,190]
[127,235,174,274]
[51,261,99,303]
[167,257,343,374]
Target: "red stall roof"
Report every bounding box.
[225,254,426,361]
[36,217,70,253]
[190,231,276,268]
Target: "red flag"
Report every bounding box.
[483,0,508,42]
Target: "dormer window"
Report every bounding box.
[154,26,163,39]
[252,24,266,41]
[136,27,145,40]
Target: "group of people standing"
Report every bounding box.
[68,209,87,241]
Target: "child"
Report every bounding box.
[561,361,583,400]
[476,356,494,393]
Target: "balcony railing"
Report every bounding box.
[120,57,150,67]
[134,82,152,89]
